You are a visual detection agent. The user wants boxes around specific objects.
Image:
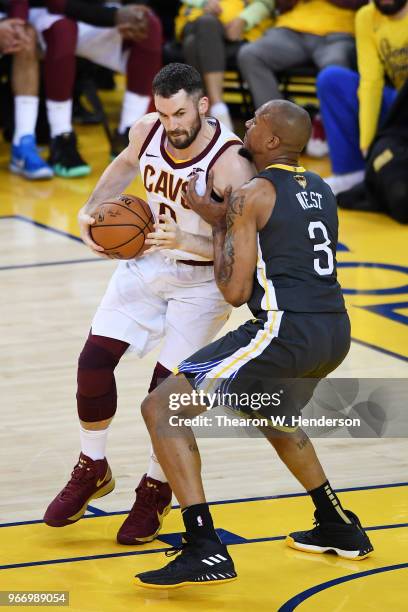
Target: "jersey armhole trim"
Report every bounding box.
[205,139,243,183]
[138,119,161,160]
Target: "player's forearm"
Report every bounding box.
[179,232,214,259]
[84,152,139,213]
[212,226,251,306]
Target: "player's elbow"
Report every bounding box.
[221,286,251,308]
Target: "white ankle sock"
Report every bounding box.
[118,91,150,134]
[13,96,39,144]
[146,446,167,482]
[46,99,73,138]
[79,425,108,461]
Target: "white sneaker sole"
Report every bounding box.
[286,535,373,560]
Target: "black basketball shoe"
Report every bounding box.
[49,132,90,178]
[286,510,374,560]
[134,533,237,589]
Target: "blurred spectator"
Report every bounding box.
[20,1,162,178]
[238,0,365,109]
[318,0,408,194]
[1,10,53,179]
[175,0,274,129]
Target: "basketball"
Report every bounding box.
[90,194,154,259]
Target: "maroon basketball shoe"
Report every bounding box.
[117,475,172,545]
[43,453,115,527]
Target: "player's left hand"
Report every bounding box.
[186,170,230,229]
[144,214,183,253]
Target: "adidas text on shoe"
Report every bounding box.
[134,534,237,589]
[117,474,172,545]
[43,453,114,527]
[49,132,91,178]
[10,135,53,180]
[286,510,374,560]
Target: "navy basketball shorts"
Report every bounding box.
[176,310,351,430]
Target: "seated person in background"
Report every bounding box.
[175,0,274,129]
[317,0,408,195]
[1,9,52,179]
[238,0,366,110]
[19,0,162,178]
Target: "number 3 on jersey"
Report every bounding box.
[308,221,334,276]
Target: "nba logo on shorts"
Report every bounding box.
[197,515,203,527]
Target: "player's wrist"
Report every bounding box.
[212,223,227,235]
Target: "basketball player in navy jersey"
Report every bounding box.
[134,99,373,589]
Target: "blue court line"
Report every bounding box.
[86,505,108,516]
[0,257,102,271]
[351,337,408,363]
[1,481,407,528]
[278,562,408,611]
[0,214,81,243]
[0,522,407,572]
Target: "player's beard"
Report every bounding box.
[166,111,202,150]
[238,146,254,162]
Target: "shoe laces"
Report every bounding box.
[128,483,160,519]
[162,542,196,573]
[60,461,95,500]
[165,542,186,558]
[53,133,85,166]
[18,141,46,169]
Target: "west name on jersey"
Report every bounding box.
[296,191,323,210]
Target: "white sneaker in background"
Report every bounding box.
[324,170,365,196]
[306,114,329,158]
[210,102,233,131]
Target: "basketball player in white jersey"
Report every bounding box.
[43,63,255,545]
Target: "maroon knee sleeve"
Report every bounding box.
[77,333,129,422]
[126,11,162,96]
[43,18,78,101]
[148,362,172,393]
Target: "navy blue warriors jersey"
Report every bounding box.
[247,164,346,316]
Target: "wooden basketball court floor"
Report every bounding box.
[1,95,407,610]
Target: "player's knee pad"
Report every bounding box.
[77,338,122,422]
[148,362,172,393]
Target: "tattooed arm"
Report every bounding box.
[211,186,257,306]
[186,174,276,306]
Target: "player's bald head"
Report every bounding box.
[259,100,312,153]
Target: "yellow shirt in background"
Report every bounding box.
[276,0,356,36]
[175,0,274,42]
[356,4,408,150]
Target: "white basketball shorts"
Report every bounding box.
[91,252,232,370]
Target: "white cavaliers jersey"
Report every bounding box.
[138,116,242,261]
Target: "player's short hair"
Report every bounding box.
[152,63,204,99]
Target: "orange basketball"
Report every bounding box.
[90,194,154,259]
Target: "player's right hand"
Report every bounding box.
[78,208,108,257]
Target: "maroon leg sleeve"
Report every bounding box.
[43,18,78,101]
[148,362,172,393]
[126,11,162,96]
[77,332,129,422]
